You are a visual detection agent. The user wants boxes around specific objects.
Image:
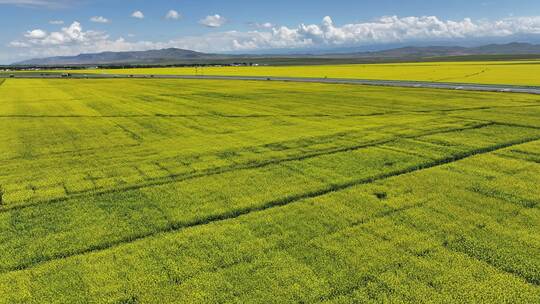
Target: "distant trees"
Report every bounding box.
[1,62,260,72]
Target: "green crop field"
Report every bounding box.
[0,78,539,303]
[79,60,540,86]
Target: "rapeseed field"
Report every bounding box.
[0,78,538,302]
[86,61,540,86]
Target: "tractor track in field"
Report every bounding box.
[0,104,539,120]
[3,74,540,95]
[2,134,539,276]
[0,112,392,119]
[153,201,431,298]
[495,152,540,164]
[485,122,540,130]
[408,103,540,113]
[1,104,536,165]
[0,122,496,214]
[444,239,540,286]
[398,204,540,287]
[434,69,489,83]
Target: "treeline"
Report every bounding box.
[1,62,260,71]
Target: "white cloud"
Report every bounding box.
[25,29,48,39]
[8,15,540,62]
[166,10,181,20]
[227,15,540,50]
[261,22,273,29]
[49,20,64,25]
[131,10,144,19]
[14,22,107,47]
[199,14,226,28]
[9,41,30,48]
[250,22,274,29]
[8,22,162,59]
[90,16,110,24]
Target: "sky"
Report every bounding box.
[1,0,540,63]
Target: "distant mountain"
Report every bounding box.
[12,43,540,66]
[14,48,229,66]
[337,43,540,58]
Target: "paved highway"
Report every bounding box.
[2,73,540,95]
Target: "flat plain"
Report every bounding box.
[85,60,540,86]
[0,78,539,303]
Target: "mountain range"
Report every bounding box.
[345,42,540,58]
[13,42,540,66]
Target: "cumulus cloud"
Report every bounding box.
[9,22,165,59]
[49,20,64,25]
[13,22,108,47]
[199,14,226,28]
[131,11,144,19]
[90,16,110,24]
[166,10,181,20]
[25,29,48,39]
[9,15,540,61]
[228,15,540,50]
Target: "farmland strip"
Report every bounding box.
[0,122,493,213]
[444,238,540,286]
[4,135,538,275]
[495,122,540,130]
[468,186,538,209]
[0,113,392,119]
[495,152,540,164]
[0,105,538,119]
[4,74,540,94]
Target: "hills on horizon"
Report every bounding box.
[12,42,540,66]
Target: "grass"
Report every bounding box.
[0,78,539,302]
[52,60,540,86]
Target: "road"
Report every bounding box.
[2,73,540,95]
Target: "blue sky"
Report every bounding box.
[1,0,540,63]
